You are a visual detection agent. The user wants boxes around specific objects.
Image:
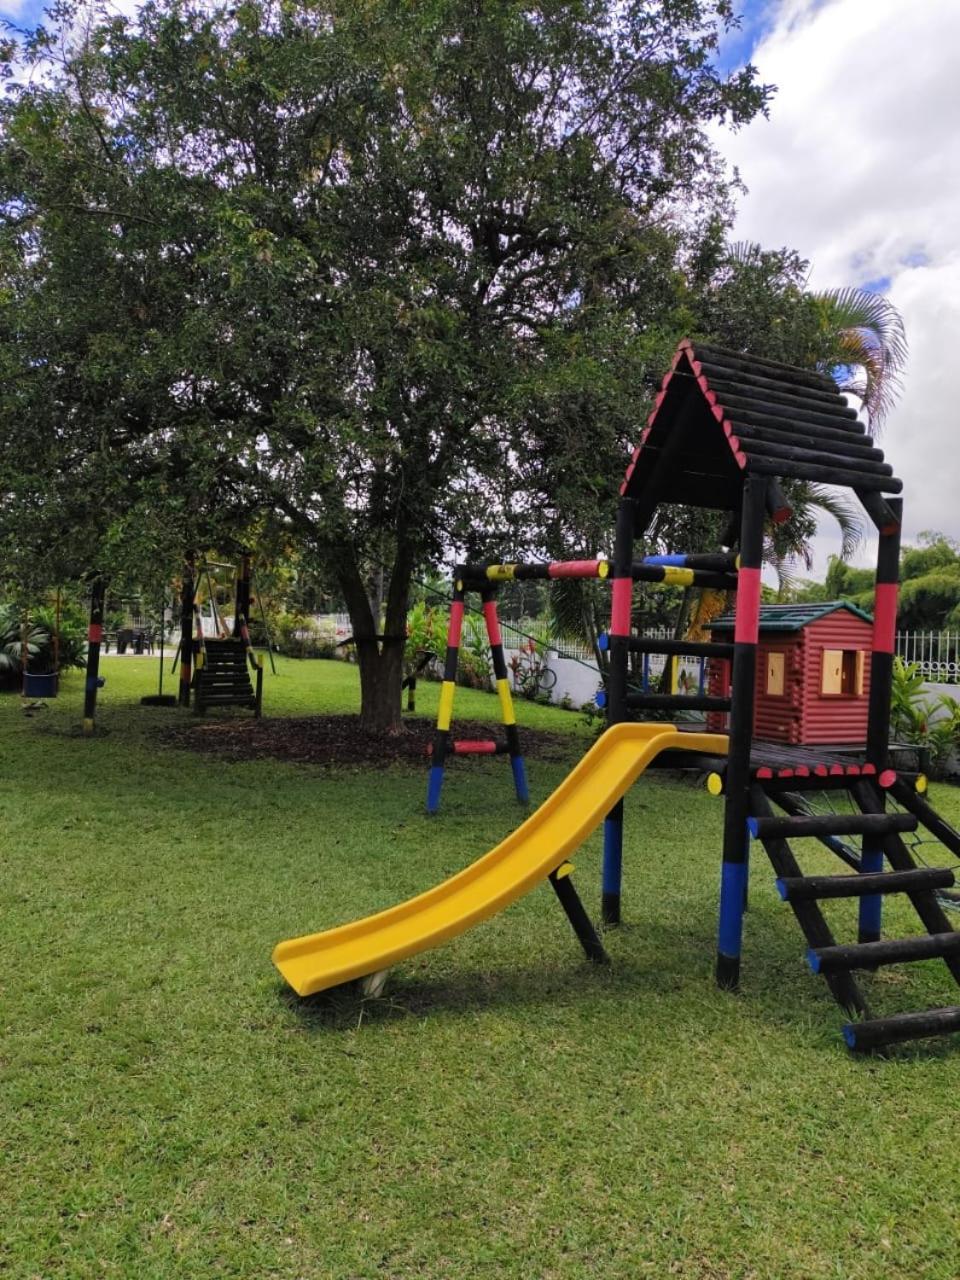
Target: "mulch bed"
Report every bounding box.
[160,714,583,768]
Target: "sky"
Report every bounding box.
[716,0,960,579]
[1,0,956,582]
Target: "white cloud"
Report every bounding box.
[718,0,960,576]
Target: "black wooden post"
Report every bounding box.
[233,551,252,636]
[481,585,527,804]
[716,474,768,989]
[178,558,196,708]
[859,497,903,943]
[601,495,635,925]
[82,574,106,736]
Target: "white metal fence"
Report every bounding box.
[896,632,960,684]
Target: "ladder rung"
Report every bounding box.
[624,693,731,712]
[776,867,956,902]
[748,812,917,840]
[809,931,960,974]
[844,1005,960,1052]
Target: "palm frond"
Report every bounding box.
[815,287,908,427]
[801,484,864,561]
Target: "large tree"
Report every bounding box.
[0,0,771,727]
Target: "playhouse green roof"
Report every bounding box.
[708,600,874,632]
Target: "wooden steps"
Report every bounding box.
[193,639,263,717]
[749,778,960,1052]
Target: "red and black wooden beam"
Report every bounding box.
[459,560,609,583]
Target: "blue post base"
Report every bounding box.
[602,815,623,924]
[511,755,529,805]
[426,765,445,815]
[716,859,747,989]
[858,845,884,944]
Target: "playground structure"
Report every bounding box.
[80,553,267,732]
[178,554,264,717]
[274,339,960,1052]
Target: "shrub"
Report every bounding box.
[0,603,87,689]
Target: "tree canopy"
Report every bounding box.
[794,534,960,632]
[0,0,779,724]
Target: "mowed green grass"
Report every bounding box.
[3,656,960,1278]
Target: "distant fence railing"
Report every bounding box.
[896,632,960,684]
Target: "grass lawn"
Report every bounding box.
[4,655,960,1278]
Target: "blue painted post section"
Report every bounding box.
[642,653,649,692]
[858,842,884,943]
[426,766,445,815]
[511,755,529,804]
[718,860,748,960]
[644,554,685,567]
[603,815,623,903]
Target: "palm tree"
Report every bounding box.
[812,285,908,428]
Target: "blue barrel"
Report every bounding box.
[23,672,59,698]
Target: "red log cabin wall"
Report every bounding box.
[706,611,873,744]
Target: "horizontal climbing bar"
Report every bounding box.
[776,867,956,903]
[624,693,731,713]
[452,740,506,756]
[747,812,917,841]
[598,635,734,659]
[629,563,738,590]
[844,1006,960,1052]
[641,552,739,573]
[459,560,609,583]
[809,931,960,975]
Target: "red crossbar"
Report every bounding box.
[453,740,499,755]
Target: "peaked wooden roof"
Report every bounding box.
[621,340,902,530]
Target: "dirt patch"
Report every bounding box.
[160,714,584,769]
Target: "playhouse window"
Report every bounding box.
[765,652,785,696]
[821,649,866,697]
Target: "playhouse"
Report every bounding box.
[705,601,874,744]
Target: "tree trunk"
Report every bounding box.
[354,635,406,732]
[337,541,413,733]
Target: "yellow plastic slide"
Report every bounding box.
[272,722,728,997]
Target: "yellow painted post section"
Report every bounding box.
[556,861,575,879]
[437,681,456,731]
[486,565,516,581]
[597,561,610,579]
[663,566,695,587]
[669,655,678,693]
[82,718,94,736]
[496,677,516,726]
